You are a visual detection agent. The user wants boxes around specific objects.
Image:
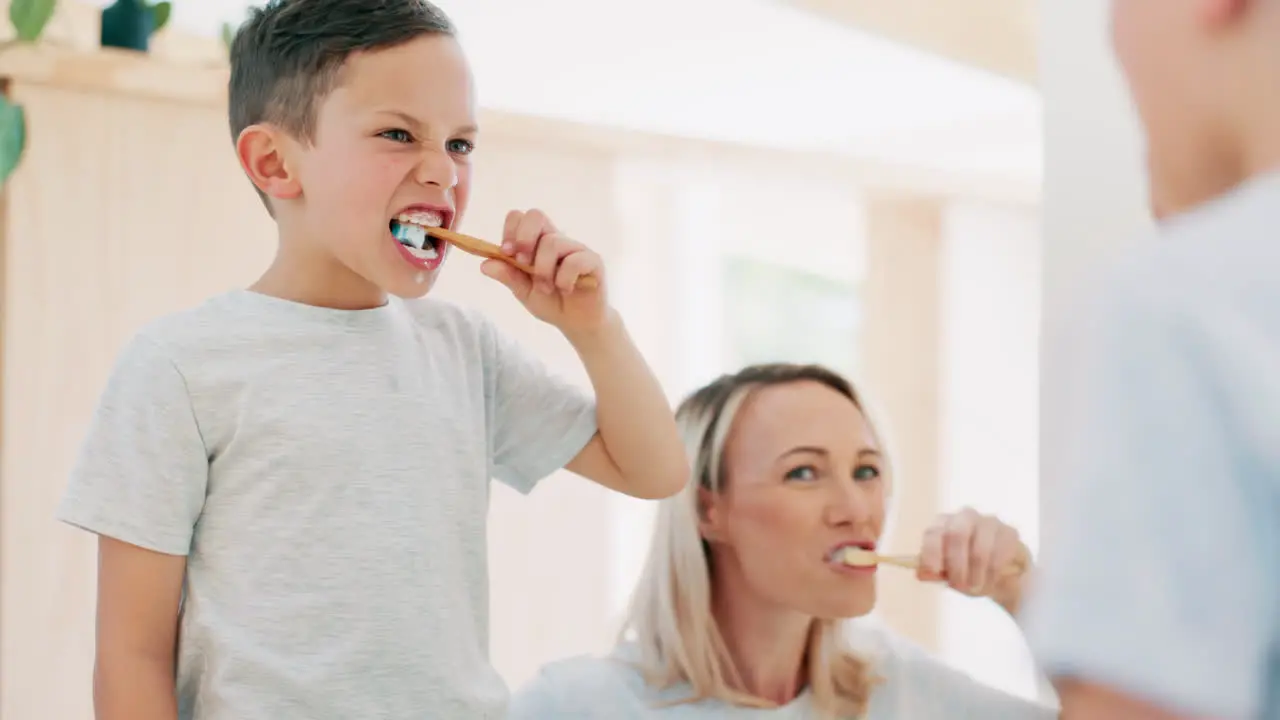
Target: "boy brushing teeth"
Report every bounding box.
[391,207,449,267]
[54,1,688,719]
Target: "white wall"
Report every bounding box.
[1039,0,1150,535]
[1037,0,1150,701]
[938,199,1041,700]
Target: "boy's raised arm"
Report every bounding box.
[480,208,688,500]
[561,316,688,500]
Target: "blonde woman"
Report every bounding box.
[509,363,1058,719]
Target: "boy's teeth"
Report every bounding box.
[397,210,445,228]
[390,213,445,261]
[405,244,438,261]
[391,220,428,250]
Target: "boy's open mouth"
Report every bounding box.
[390,208,448,262]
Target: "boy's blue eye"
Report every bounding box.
[853,465,881,482]
[380,129,413,143]
[447,138,475,155]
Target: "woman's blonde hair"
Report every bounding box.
[619,363,886,719]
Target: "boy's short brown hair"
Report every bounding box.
[227,0,456,208]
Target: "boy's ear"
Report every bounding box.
[235,124,302,202]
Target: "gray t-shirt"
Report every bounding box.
[508,623,1057,719]
[56,290,598,720]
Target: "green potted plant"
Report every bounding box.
[0,0,58,186]
[220,20,236,53]
[100,0,170,52]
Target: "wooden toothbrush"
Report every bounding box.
[426,227,600,290]
[837,547,1026,577]
[838,548,922,571]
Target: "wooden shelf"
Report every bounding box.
[0,43,228,106]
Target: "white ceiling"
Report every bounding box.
[776,0,1036,83]
[165,0,1043,182]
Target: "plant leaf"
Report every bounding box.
[9,0,58,43]
[220,21,235,51]
[151,1,171,33]
[0,95,27,185]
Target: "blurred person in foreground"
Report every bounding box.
[1019,0,1280,718]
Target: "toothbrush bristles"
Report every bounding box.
[839,547,878,567]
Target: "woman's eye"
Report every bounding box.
[784,465,818,482]
[380,129,413,143]
[447,138,475,155]
[853,465,881,482]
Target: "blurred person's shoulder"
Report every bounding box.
[1098,170,1280,323]
[1103,172,1280,401]
[1056,169,1280,548]
[1069,170,1280,426]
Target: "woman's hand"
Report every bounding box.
[917,507,1032,616]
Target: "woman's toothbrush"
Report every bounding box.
[837,547,921,571]
[836,547,1026,577]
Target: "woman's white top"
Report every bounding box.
[508,622,1057,719]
